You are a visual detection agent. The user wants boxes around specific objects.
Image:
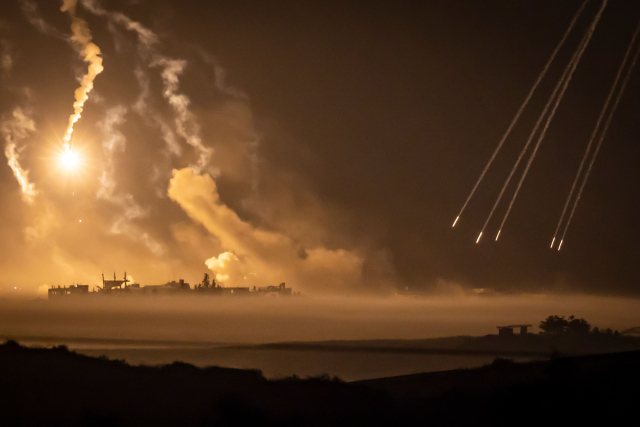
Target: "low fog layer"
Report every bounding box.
[1,294,639,344]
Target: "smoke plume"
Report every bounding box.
[168,168,364,292]
[60,0,104,148]
[1,107,37,205]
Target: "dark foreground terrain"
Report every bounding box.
[1,340,638,426]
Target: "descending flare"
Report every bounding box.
[492,0,607,241]
[451,0,588,228]
[557,36,640,248]
[60,0,104,149]
[553,18,640,249]
[476,232,482,244]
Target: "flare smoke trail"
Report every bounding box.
[476,0,607,243]
[81,0,214,171]
[19,0,68,41]
[452,0,589,228]
[494,0,608,241]
[1,108,37,205]
[153,57,213,171]
[551,20,640,249]
[557,30,640,250]
[60,0,104,150]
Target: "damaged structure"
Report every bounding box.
[48,272,295,299]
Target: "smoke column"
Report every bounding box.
[551,19,640,248]
[60,0,104,150]
[558,29,640,250]
[495,0,608,240]
[476,0,606,243]
[452,0,588,228]
[1,108,37,204]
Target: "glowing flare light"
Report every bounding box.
[56,147,85,177]
[60,149,79,169]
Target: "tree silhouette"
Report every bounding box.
[202,273,211,289]
[539,315,569,334]
[566,315,590,334]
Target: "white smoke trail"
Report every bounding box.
[97,106,128,201]
[152,56,213,171]
[133,66,182,157]
[19,0,68,41]
[558,30,640,250]
[1,108,37,205]
[494,0,608,240]
[60,0,104,149]
[551,20,640,248]
[97,106,165,256]
[81,0,213,171]
[195,48,248,99]
[452,0,589,228]
[477,0,607,242]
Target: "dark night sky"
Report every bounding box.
[1,0,639,295]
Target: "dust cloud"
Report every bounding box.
[1,293,638,344]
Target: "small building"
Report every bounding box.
[163,279,190,290]
[220,287,251,295]
[497,324,532,337]
[48,284,89,298]
[142,279,191,294]
[100,272,129,292]
[254,283,292,296]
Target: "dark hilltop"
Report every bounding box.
[1,339,639,426]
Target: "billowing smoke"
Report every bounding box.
[168,168,364,292]
[1,107,37,205]
[60,0,104,148]
[205,252,246,286]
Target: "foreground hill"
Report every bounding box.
[1,340,639,426]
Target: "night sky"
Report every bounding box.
[1,0,639,296]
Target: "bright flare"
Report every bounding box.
[60,149,80,171]
[476,232,483,243]
[452,216,459,227]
